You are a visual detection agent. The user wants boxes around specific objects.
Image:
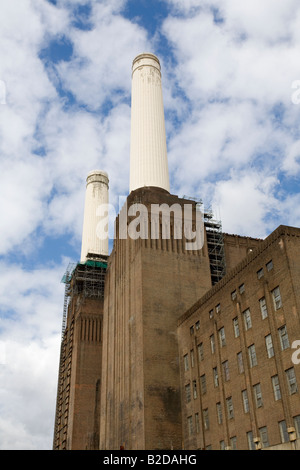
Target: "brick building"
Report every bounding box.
[178,225,300,450]
[53,53,300,450]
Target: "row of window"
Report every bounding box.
[187,413,300,450]
[184,321,290,373]
[185,366,298,406]
[190,284,282,336]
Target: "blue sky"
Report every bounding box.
[0,0,300,450]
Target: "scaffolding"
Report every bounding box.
[53,258,107,450]
[204,209,226,285]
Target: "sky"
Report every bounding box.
[0,0,300,450]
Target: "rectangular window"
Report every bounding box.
[259,426,269,448]
[272,286,282,310]
[222,360,230,381]
[200,375,206,395]
[195,412,200,433]
[216,303,221,314]
[190,349,195,367]
[203,408,209,430]
[279,420,289,443]
[195,320,200,331]
[219,326,226,347]
[187,416,193,436]
[248,344,257,367]
[231,290,237,300]
[294,415,300,438]
[213,366,219,387]
[210,334,215,354]
[185,383,191,403]
[265,334,274,358]
[197,343,204,361]
[183,354,189,371]
[239,283,245,294]
[233,317,240,337]
[259,297,268,319]
[220,440,226,450]
[278,325,290,350]
[253,383,263,408]
[257,268,264,279]
[266,260,273,271]
[192,380,197,399]
[226,397,234,419]
[243,308,252,330]
[286,367,298,395]
[247,431,256,450]
[216,402,223,424]
[272,375,281,401]
[237,351,244,373]
[242,389,249,413]
[230,436,237,450]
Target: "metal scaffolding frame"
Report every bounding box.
[204,209,226,285]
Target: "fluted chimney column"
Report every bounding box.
[129,53,170,193]
[80,170,109,261]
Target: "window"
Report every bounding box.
[195,413,200,433]
[185,384,191,403]
[200,375,206,395]
[286,367,298,395]
[216,303,221,314]
[187,416,193,436]
[190,325,194,335]
[248,344,257,367]
[279,420,289,443]
[209,309,214,319]
[233,317,240,338]
[243,308,252,330]
[253,383,263,408]
[226,397,234,419]
[231,290,237,300]
[192,380,197,399]
[220,440,226,450]
[230,436,237,450]
[257,268,264,279]
[272,375,281,401]
[195,320,200,331]
[278,325,290,350]
[216,402,223,424]
[213,366,219,387]
[266,260,273,271]
[190,349,195,367]
[203,408,209,430]
[272,286,282,310]
[259,426,269,448]
[237,352,244,374]
[247,431,256,450]
[183,354,189,371]
[222,360,230,381]
[239,283,245,294]
[210,334,215,354]
[242,389,249,413]
[197,343,204,361]
[265,334,274,358]
[219,327,226,347]
[294,415,300,438]
[259,297,268,319]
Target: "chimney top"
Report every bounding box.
[132,53,161,75]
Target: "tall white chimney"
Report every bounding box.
[80,170,109,262]
[129,53,170,193]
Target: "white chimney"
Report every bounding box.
[129,53,170,193]
[80,170,109,262]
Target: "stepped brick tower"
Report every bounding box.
[53,171,109,450]
[99,53,213,450]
